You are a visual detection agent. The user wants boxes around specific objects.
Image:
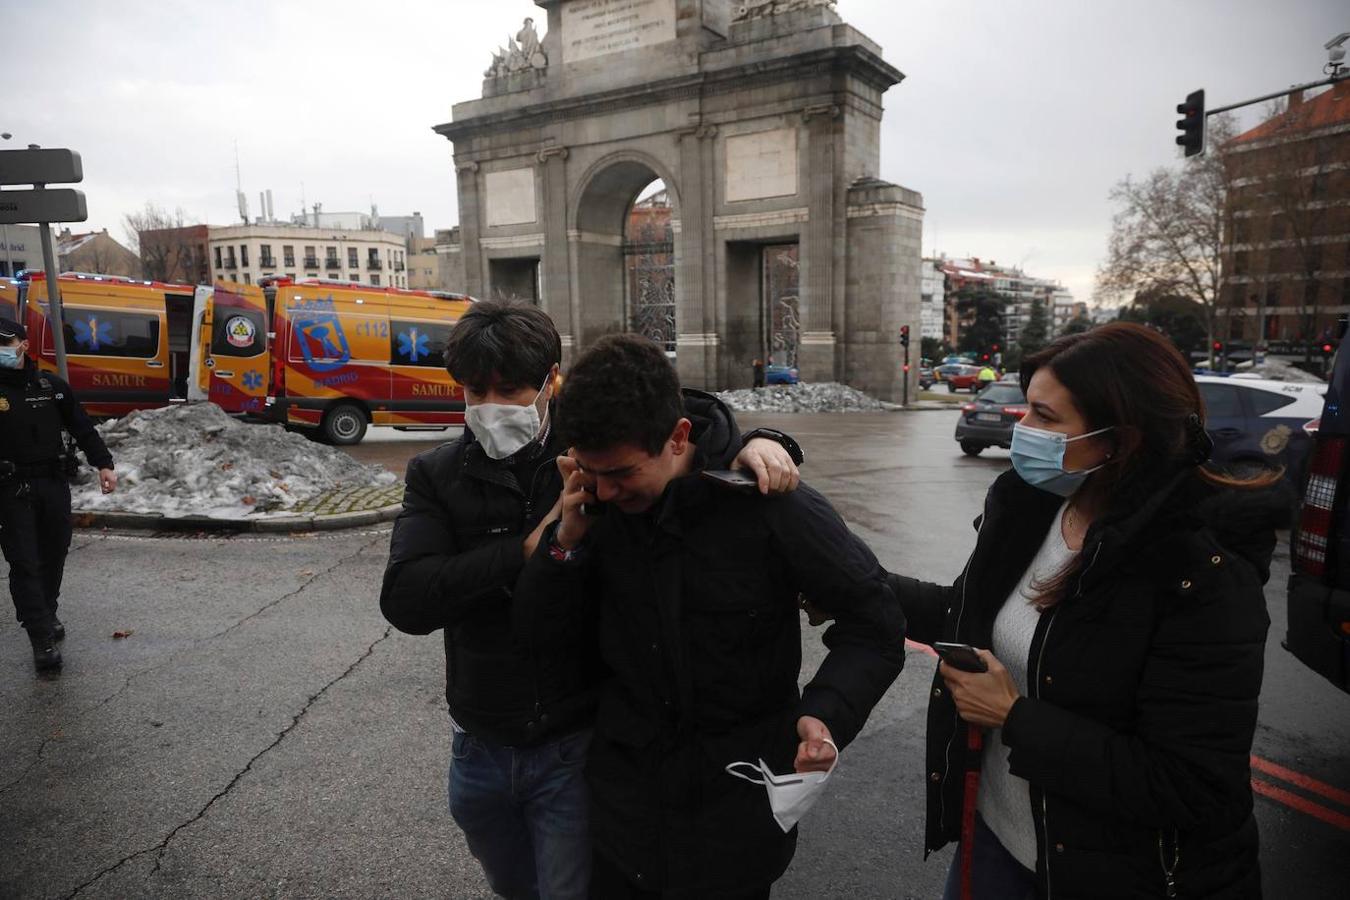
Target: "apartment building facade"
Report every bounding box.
[1220,80,1350,346]
[206,225,408,288]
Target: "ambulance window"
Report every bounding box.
[211,306,266,358]
[389,319,452,367]
[62,308,161,358]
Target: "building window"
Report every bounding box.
[240,245,250,266]
[244,273,251,284]
[325,247,339,269]
[259,243,274,267]
[1234,217,1250,245]
[1234,251,1249,276]
[348,247,359,267]
[214,246,223,268]
[304,246,318,267]
[371,274,381,286]
[283,245,295,267]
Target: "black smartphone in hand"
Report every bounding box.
[700,469,760,493]
[934,642,989,673]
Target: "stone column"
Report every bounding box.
[537,146,572,346]
[798,104,841,382]
[843,179,924,402]
[675,124,718,389]
[455,160,485,297]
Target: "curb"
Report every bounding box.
[72,503,402,534]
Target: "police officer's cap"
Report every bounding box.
[0,318,27,341]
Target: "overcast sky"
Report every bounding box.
[4,0,1345,304]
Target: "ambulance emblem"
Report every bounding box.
[225,315,257,349]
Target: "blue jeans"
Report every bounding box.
[448,728,592,900]
[942,814,1036,900]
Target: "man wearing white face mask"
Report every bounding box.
[380,302,802,900]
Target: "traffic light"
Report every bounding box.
[981,353,990,362]
[992,343,1000,353]
[1212,340,1224,355]
[1322,342,1335,357]
[1176,89,1206,157]
[902,363,911,373]
[900,325,910,347]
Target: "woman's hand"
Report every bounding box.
[939,649,1021,729]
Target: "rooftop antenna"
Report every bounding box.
[300,181,306,219]
[234,140,248,224]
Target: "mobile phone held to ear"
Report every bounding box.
[700,469,760,493]
[934,642,989,673]
[580,500,608,517]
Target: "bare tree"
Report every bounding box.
[123,202,201,282]
[1097,116,1238,367]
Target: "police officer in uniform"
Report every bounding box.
[0,317,116,672]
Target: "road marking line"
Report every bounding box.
[1251,755,1350,808]
[1251,777,1350,831]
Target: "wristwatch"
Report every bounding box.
[741,428,805,466]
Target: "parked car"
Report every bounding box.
[1194,375,1324,483]
[953,381,1028,455]
[765,363,799,385]
[942,364,982,393]
[1288,346,1350,693]
[918,365,936,389]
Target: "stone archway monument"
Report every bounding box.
[436,0,923,401]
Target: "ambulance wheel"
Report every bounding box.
[321,403,368,445]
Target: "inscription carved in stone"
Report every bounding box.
[561,0,677,64]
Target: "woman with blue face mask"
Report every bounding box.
[886,322,1279,900]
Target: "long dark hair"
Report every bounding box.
[1020,322,1277,607]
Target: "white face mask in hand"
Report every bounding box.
[724,739,839,833]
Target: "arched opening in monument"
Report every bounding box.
[724,240,800,384]
[573,160,678,353]
[624,180,676,355]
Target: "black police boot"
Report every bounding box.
[26,628,63,673]
[52,616,65,642]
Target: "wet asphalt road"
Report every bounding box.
[1,411,1347,899]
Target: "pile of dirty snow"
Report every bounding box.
[715,382,896,413]
[70,403,396,519]
[1231,358,1326,384]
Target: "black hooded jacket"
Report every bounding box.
[0,358,113,471]
[379,390,768,749]
[515,392,906,896]
[890,468,1274,900]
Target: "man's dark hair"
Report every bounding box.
[443,300,561,391]
[557,334,685,456]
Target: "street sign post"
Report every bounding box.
[0,146,87,381]
[0,148,83,186]
[0,188,87,224]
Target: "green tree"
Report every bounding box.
[955,288,1004,357]
[920,336,945,362]
[1116,288,1206,359]
[1060,314,1093,336]
[1018,298,1049,356]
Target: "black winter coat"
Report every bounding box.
[890,468,1272,900]
[379,419,602,747]
[0,358,113,470]
[516,393,906,897]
